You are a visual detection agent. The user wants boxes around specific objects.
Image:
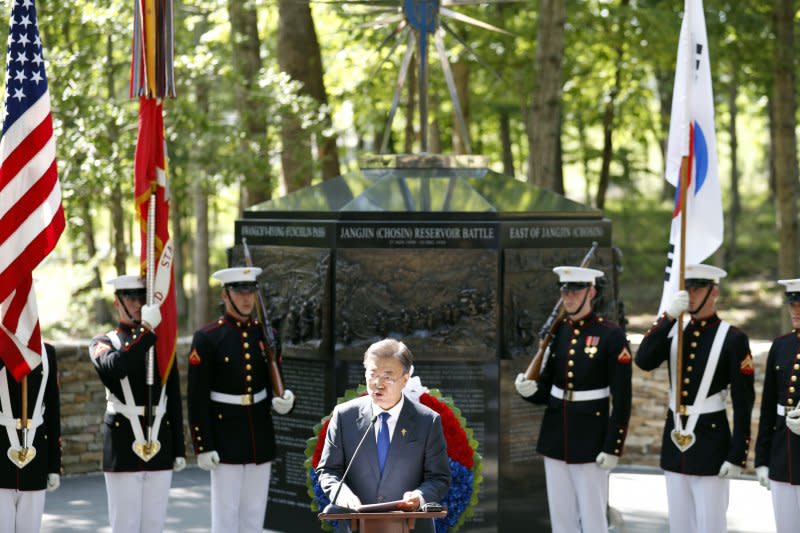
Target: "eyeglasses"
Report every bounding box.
[365,373,399,385]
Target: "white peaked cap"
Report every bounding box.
[552,266,604,285]
[212,267,262,285]
[685,263,727,282]
[106,275,145,291]
[778,279,800,292]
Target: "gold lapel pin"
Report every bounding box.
[401,428,407,437]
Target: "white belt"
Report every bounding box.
[670,391,727,416]
[777,404,791,417]
[210,389,267,406]
[551,385,610,402]
[0,414,44,430]
[106,400,144,417]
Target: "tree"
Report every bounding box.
[277,0,340,188]
[771,0,799,288]
[527,0,566,192]
[228,0,272,208]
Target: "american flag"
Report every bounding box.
[0,0,65,380]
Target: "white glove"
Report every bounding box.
[514,373,538,398]
[140,304,162,330]
[787,408,800,435]
[197,451,220,471]
[596,452,619,470]
[272,389,295,415]
[667,290,689,318]
[46,473,60,491]
[173,457,186,472]
[756,465,770,490]
[334,482,362,510]
[718,461,742,479]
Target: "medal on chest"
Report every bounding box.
[584,336,599,358]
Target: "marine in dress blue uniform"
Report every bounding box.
[88,275,186,533]
[0,343,60,533]
[515,266,632,533]
[755,278,800,533]
[187,267,295,533]
[635,264,754,533]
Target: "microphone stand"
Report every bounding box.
[324,415,379,514]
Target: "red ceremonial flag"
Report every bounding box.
[134,97,177,382]
[0,0,65,380]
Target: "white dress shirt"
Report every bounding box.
[371,396,404,442]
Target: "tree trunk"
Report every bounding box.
[655,68,674,201]
[595,0,628,209]
[772,0,800,303]
[193,179,211,329]
[170,187,188,327]
[499,110,514,177]
[596,100,615,209]
[428,92,442,153]
[405,53,417,153]
[277,0,340,186]
[526,0,566,191]
[105,34,127,276]
[228,0,271,207]
[80,198,109,323]
[767,98,777,201]
[724,66,740,270]
[452,60,470,155]
[576,114,592,205]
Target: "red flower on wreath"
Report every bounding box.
[419,393,473,469]
[311,419,331,468]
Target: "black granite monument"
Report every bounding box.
[231,154,624,532]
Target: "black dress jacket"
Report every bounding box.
[755,330,800,484]
[636,313,754,475]
[187,314,282,464]
[526,313,632,463]
[90,323,185,472]
[0,344,60,490]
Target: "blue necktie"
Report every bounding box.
[377,412,390,475]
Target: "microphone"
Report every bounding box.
[323,414,379,514]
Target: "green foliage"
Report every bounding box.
[0,0,787,338]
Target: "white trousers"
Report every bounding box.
[104,470,173,533]
[211,462,271,533]
[544,457,609,533]
[664,471,728,533]
[771,480,800,533]
[0,489,45,533]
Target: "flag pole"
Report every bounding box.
[674,0,694,425]
[20,377,28,454]
[145,182,157,449]
[674,155,690,417]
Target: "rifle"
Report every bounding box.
[523,241,599,380]
[242,239,285,398]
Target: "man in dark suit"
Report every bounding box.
[0,342,60,533]
[636,263,754,533]
[187,267,294,533]
[89,275,186,533]
[514,266,632,533]
[755,278,800,532]
[317,338,450,533]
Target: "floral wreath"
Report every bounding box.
[304,371,483,533]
